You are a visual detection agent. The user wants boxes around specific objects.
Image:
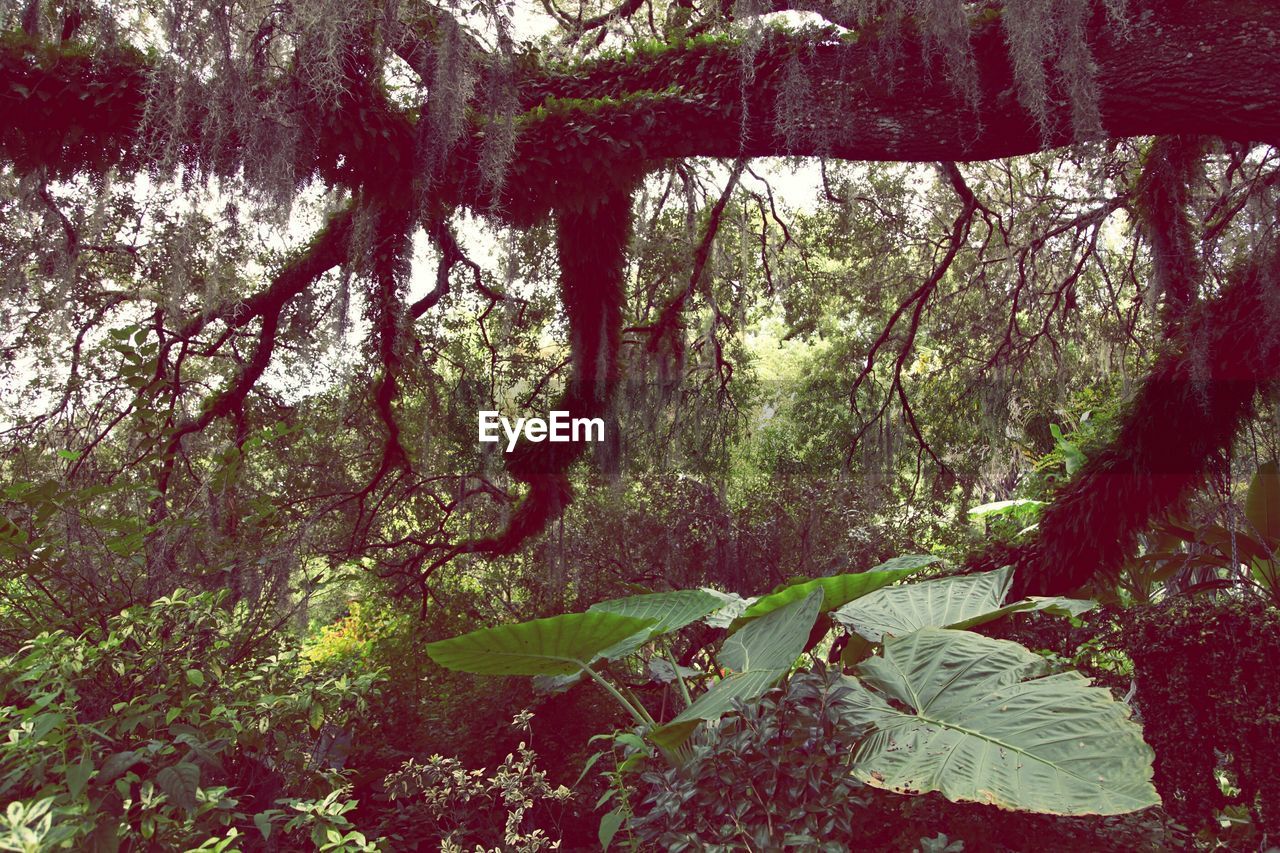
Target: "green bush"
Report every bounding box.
[0,589,382,851]
[1124,596,1280,843]
[377,710,572,852]
[627,664,872,851]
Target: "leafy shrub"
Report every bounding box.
[378,711,571,851]
[0,589,381,850]
[313,594,534,794]
[1123,596,1280,840]
[627,664,872,851]
[427,567,1158,832]
[304,601,388,667]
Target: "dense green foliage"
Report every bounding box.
[1124,599,1280,839]
[2,0,1280,849]
[0,591,380,851]
[628,666,872,850]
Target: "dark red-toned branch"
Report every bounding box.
[1012,237,1280,598]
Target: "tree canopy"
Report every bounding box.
[2,0,1280,615]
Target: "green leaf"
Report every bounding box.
[1251,555,1280,596]
[843,628,1159,815]
[868,554,941,573]
[66,755,93,799]
[531,591,716,693]
[184,668,204,687]
[425,611,658,676]
[26,712,63,743]
[967,499,1047,521]
[589,589,726,658]
[1247,462,1280,544]
[1245,463,1280,596]
[155,761,200,811]
[946,595,1096,630]
[99,750,141,783]
[834,567,1014,642]
[572,751,606,788]
[729,566,916,633]
[651,588,823,752]
[648,658,703,683]
[254,811,274,841]
[700,589,757,628]
[1051,423,1086,474]
[598,808,625,849]
[834,567,1095,640]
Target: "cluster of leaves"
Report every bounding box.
[426,561,1159,846]
[379,711,572,852]
[628,664,873,851]
[0,589,381,851]
[1122,597,1280,844]
[303,601,392,667]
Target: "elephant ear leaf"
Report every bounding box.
[728,564,919,633]
[531,590,726,694]
[843,628,1158,816]
[834,567,1014,641]
[1246,461,1280,545]
[651,588,823,753]
[1245,462,1280,595]
[425,612,657,676]
[589,589,727,659]
[868,554,942,573]
[834,567,1094,642]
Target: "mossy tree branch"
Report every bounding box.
[2,1,1278,224]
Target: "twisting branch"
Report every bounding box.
[365,203,417,494]
[155,207,355,484]
[170,208,356,346]
[972,193,1126,378]
[560,0,646,46]
[636,157,747,357]
[386,187,636,606]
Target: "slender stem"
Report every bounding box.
[579,662,654,728]
[618,681,658,728]
[662,640,693,710]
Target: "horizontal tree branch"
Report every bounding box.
[2,1,1277,224]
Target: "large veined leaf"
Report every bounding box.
[700,588,758,628]
[834,567,1012,641]
[842,629,1158,815]
[651,588,823,752]
[155,761,200,812]
[1246,463,1280,595]
[1246,462,1280,545]
[425,612,657,676]
[967,499,1047,521]
[947,595,1096,630]
[728,565,918,632]
[590,589,726,659]
[533,590,726,693]
[868,554,941,573]
[833,567,1091,641]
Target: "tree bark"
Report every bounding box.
[2,1,1278,222]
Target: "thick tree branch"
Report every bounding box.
[1012,236,1280,598]
[158,208,354,462]
[3,2,1279,225]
